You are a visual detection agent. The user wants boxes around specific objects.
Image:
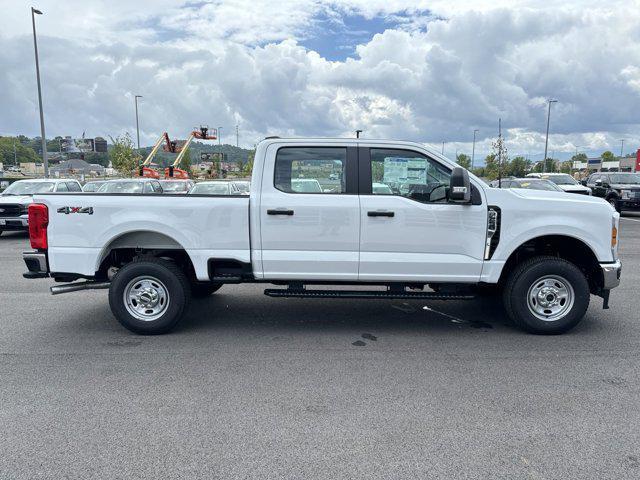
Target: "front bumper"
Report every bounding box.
[0,216,28,231]
[23,251,49,279]
[600,259,622,290]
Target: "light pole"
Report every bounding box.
[218,126,223,145]
[620,139,625,158]
[31,7,47,178]
[441,141,445,155]
[543,99,558,173]
[134,95,142,149]
[236,124,239,147]
[471,129,479,170]
[355,129,362,138]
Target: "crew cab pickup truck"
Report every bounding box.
[22,138,622,335]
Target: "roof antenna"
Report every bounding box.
[355,130,362,139]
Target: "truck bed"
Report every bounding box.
[33,194,251,281]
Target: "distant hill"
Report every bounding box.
[138,142,253,167]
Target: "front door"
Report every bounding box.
[358,147,487,283]
[259,143,360,280]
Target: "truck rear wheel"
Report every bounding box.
[503,256,590,335]
[108,258,191,334]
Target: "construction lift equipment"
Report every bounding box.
[138,134,166,179]
[165,126,217,179]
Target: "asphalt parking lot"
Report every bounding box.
[1,214,640,479]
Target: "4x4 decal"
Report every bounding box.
[57,206,93,215]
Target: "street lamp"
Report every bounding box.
[134,95,142,149]
[471,129,479,170]
[31,7,48,178]
[543,99,558,173]
[620,139,625,158]
[218,126,223,145]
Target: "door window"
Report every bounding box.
[275,147,346,194]
[369,149,451,203]
[67,182,82,192]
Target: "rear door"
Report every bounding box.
[358,147,487,283]
[259,143,359,280]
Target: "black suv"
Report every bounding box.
[586,172,640,212]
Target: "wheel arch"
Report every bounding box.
[498,234,603,294]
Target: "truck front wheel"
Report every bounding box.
[108,258,191,334]
[503,256,590,334]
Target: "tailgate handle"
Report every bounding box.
[368,210,394,217]
[267,209,294,216]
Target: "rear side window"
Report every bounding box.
[56,182,68,192]
[275,147,346,194]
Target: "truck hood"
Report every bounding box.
[486,186,612,209]
[0,195,33,205]
[556,184,591,192]
[610,184,640,190]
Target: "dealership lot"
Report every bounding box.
[1,215,639,479]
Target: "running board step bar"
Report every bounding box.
[264,288,474,300]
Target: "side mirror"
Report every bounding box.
[450,167,471,203]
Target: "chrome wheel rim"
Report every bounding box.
[123,276,170,321]
[526,275,574,322]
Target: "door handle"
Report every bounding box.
[367,210,394,217]
[267,209,294,216]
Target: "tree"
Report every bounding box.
[242,150,255,177]
[0,137,39,165]
[559,161,573,174]
[483,154,500,180]
[571,152,587,163]
[506,156,530,177]
[456,153,471,170]
[601,150,616,162]
[109,133,140,176]
[178,146,191,171]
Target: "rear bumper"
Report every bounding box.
[600,260,621,290]
[0,216,28,231]
[23,251,49,279]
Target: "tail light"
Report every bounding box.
[28,203,48,250]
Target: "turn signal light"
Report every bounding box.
[28,203,48,250]
[611,225,618,249]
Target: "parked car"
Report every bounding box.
[0,178,82,235]
[96,178,163,194]
[537,173,592,195]
[82,180,108,192]
[290,178,322,193]
[586,172,640,212]
[490,178,564,192]
[22,137,621,336]
[159,179,195,194]
[372,182,394,195]
[230,181,251,195]
[188,181,239,195]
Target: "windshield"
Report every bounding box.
[609,174,640,185]
[514,180,563,192]
[291,179,322,193]
[233,182,250,193]
[97,182,144,194]
[189,183,229,195]
[160,181,189,192]
[542,174,578,185]
[2,181,56,195]
[83,182,104,192]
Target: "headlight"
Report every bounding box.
[621,189,631,199]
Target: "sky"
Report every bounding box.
[1,0,640,161]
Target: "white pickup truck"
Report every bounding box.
[22,138,621,335]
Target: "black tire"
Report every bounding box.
[503,256,590,335]
[108,257,191,334]
[191,282,223,298]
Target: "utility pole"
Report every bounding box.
[543,99,558,173]
[218,126,223,145]
[498,118,502,188]
[620,139,625,157]
[441,141,445,155]
[13,139,17,165]
[471,129,478,170]
[236,124,239,147]
[134,95,142,149]
[31,7,48,178]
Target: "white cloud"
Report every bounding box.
[1,0,640,159]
